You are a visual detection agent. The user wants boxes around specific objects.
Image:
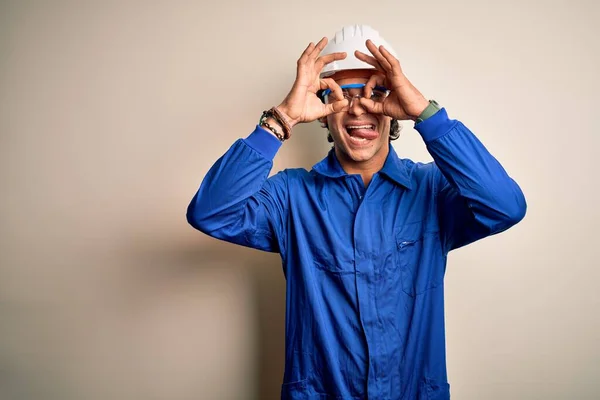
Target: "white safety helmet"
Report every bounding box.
[320,25,398,78]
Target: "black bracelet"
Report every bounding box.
[259,121,285,142]
[259,111,285,142]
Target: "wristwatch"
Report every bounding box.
[415,100,441,124]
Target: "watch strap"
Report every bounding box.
[416,100,441,124]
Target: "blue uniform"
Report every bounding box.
[187,108,526,399]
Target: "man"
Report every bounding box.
[187,25,526,400]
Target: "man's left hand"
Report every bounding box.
[355,39,429,121]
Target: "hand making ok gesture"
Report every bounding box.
[278,37,350,128]
[355,39,429,121]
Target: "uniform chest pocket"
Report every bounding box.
[311,245,355,275]
[395,222,444,296]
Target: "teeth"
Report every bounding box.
[347,125,374,130]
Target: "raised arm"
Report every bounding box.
[356,39,526,252]
[187,37,350,252]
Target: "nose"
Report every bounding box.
[347,94,366,116]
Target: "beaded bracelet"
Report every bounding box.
[259,109,286,142]
[259,107,292,140]
[259,119,285,142]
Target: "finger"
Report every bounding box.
[363,73,385,99]
[320,78,344,102]
[326,99,350,114]
[317,51,347,68]
[299,42,315,61]
[320,78,349,114]
[358,97,384,114]
[365,39,392,71]
[309,37,328,59]
[354,50,385,72]
[379,45,404,75]
[300,42,315,58]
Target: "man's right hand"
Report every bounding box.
[277,37,349,131]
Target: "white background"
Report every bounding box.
[1,0,598,399]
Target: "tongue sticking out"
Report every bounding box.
[347,127,378,140]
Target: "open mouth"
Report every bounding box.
[345,124,378,144]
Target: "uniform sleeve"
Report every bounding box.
[186,126,288,253]
[415,109,527,253]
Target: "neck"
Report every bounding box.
[335,145,389,187]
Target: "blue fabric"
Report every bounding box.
[187,108,526,400]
